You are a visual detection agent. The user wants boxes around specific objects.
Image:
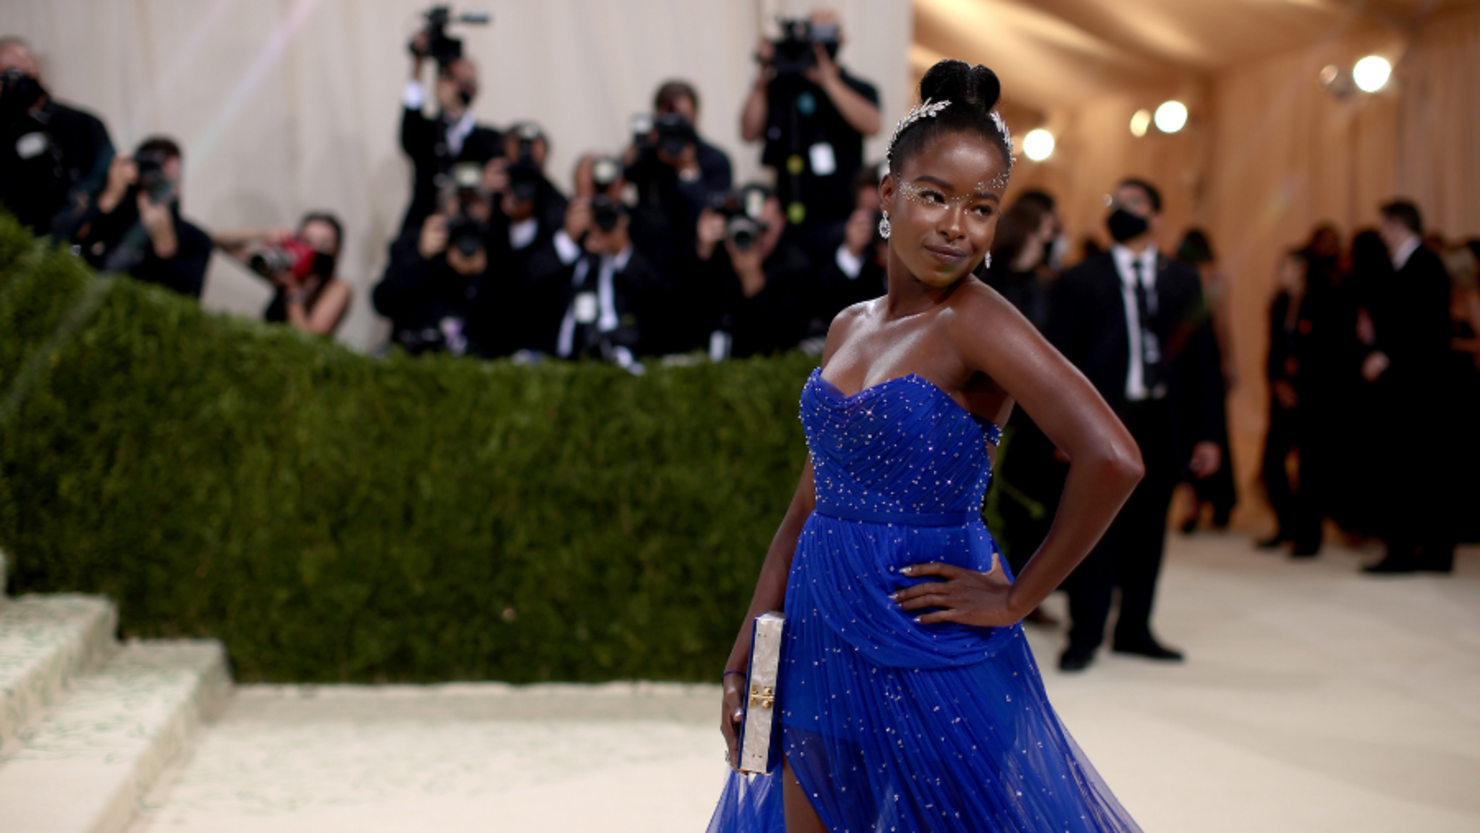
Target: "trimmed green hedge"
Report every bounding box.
[0,213,816,683]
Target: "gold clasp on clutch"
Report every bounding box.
[749,684,775,710]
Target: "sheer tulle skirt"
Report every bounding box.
[706,515,1141,833]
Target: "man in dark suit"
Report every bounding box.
[1044,178,1225,672]
[1361,199,1456,574]
[75,136,212,300]
[0,36,114,240]
[398,40,502,234]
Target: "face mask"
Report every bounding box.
[311,251,337,277]
[1106,207,1149,243]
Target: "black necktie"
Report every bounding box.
[1132,260,1163,396]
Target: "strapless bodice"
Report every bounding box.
[802,368,1001,521]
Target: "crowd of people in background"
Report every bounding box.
[1258,209,1480,574]
[1,12,889,367]
[2,13,1475,585]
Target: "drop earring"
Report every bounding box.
[983,252,992,269]
[878,211,891,239]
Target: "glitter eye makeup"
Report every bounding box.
[898,181,1006,210]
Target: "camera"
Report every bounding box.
[0,68,44,125]
[629,113,653,146]
[446,161,489,256]
[249,238,334,283]
[770,17,840,77]
[711,185,771,251]
[503,123,544,203]
[133,149,175,204]
[590,195,626,233]
[591,156,622,191]
[444,213,487,256]
[652,113,697,159]
[409,5,490,67]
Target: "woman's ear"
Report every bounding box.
[878,171,894,210]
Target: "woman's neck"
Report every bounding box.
[883,263,966,320]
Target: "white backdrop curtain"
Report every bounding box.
[0,0,912,351]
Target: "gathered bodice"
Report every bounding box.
[803,368,1001,520]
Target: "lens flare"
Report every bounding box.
[1154,101,1188,134]
[1023,129,1054,162]
[1353,56,1391,93]
[1129,109,1152,138]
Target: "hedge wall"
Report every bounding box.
[0,213,817,683]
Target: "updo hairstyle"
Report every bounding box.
[887,60,1013,180]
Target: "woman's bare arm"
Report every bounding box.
[720,305,863,765]
[896,291,1143,626]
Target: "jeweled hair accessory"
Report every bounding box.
[987,110,1014,191]
[991,110,1014,160]
[886,98,951,161]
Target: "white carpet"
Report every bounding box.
[128,534,1480,832]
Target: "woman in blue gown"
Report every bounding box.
[708,60,1147,833]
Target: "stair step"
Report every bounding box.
[0,594,117,752]
[0,640,230,833]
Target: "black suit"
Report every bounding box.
[77,198,212,300]
[1370,243,1456,564]
[0,97,114,239]
[398,105,502,235]
[1045,249,1224,654]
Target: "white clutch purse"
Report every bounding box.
[738,610,786,774]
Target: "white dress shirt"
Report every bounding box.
[1111,243,1162,401]
[1391,235,1420,271]
[402,80,477,156]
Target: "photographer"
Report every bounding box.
[815,163,888,330]
[213,212,351,337]
[374,171,500,357]
[740,10,880,249]
[398,12,502,234]
[484,122,567,258]
[0,36,114,239]
[74,136,212,300]
[522,153,670,368]
[623,80,732,277]
[695,184,815,359]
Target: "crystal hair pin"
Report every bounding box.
[886,98,952,160]
[990,110,1013,158]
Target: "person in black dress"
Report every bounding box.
[1175,229,1238,532]
[1259,250,1326,555]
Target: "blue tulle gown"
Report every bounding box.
[706,369,1141,833]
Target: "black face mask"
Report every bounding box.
[311,251,337,278]
[1106,207,1150,243]
[0,70,45,126]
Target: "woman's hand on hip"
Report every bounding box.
[892,555,1021,628]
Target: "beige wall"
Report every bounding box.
[1004,19,1480,528]
[0,0,912,352]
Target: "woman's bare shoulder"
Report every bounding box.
[940,279,1051,369]
[821,298,877,362]
[943,278,1018,325]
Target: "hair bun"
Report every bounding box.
[918,60,1001,113]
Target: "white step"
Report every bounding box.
[0,640,230,833]
[0,594,117,752]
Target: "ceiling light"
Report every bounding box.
[1129,109,1152,138]
[1023,129,1054,162]
[1353,55,1391,93]
[1154,100,1188,134]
